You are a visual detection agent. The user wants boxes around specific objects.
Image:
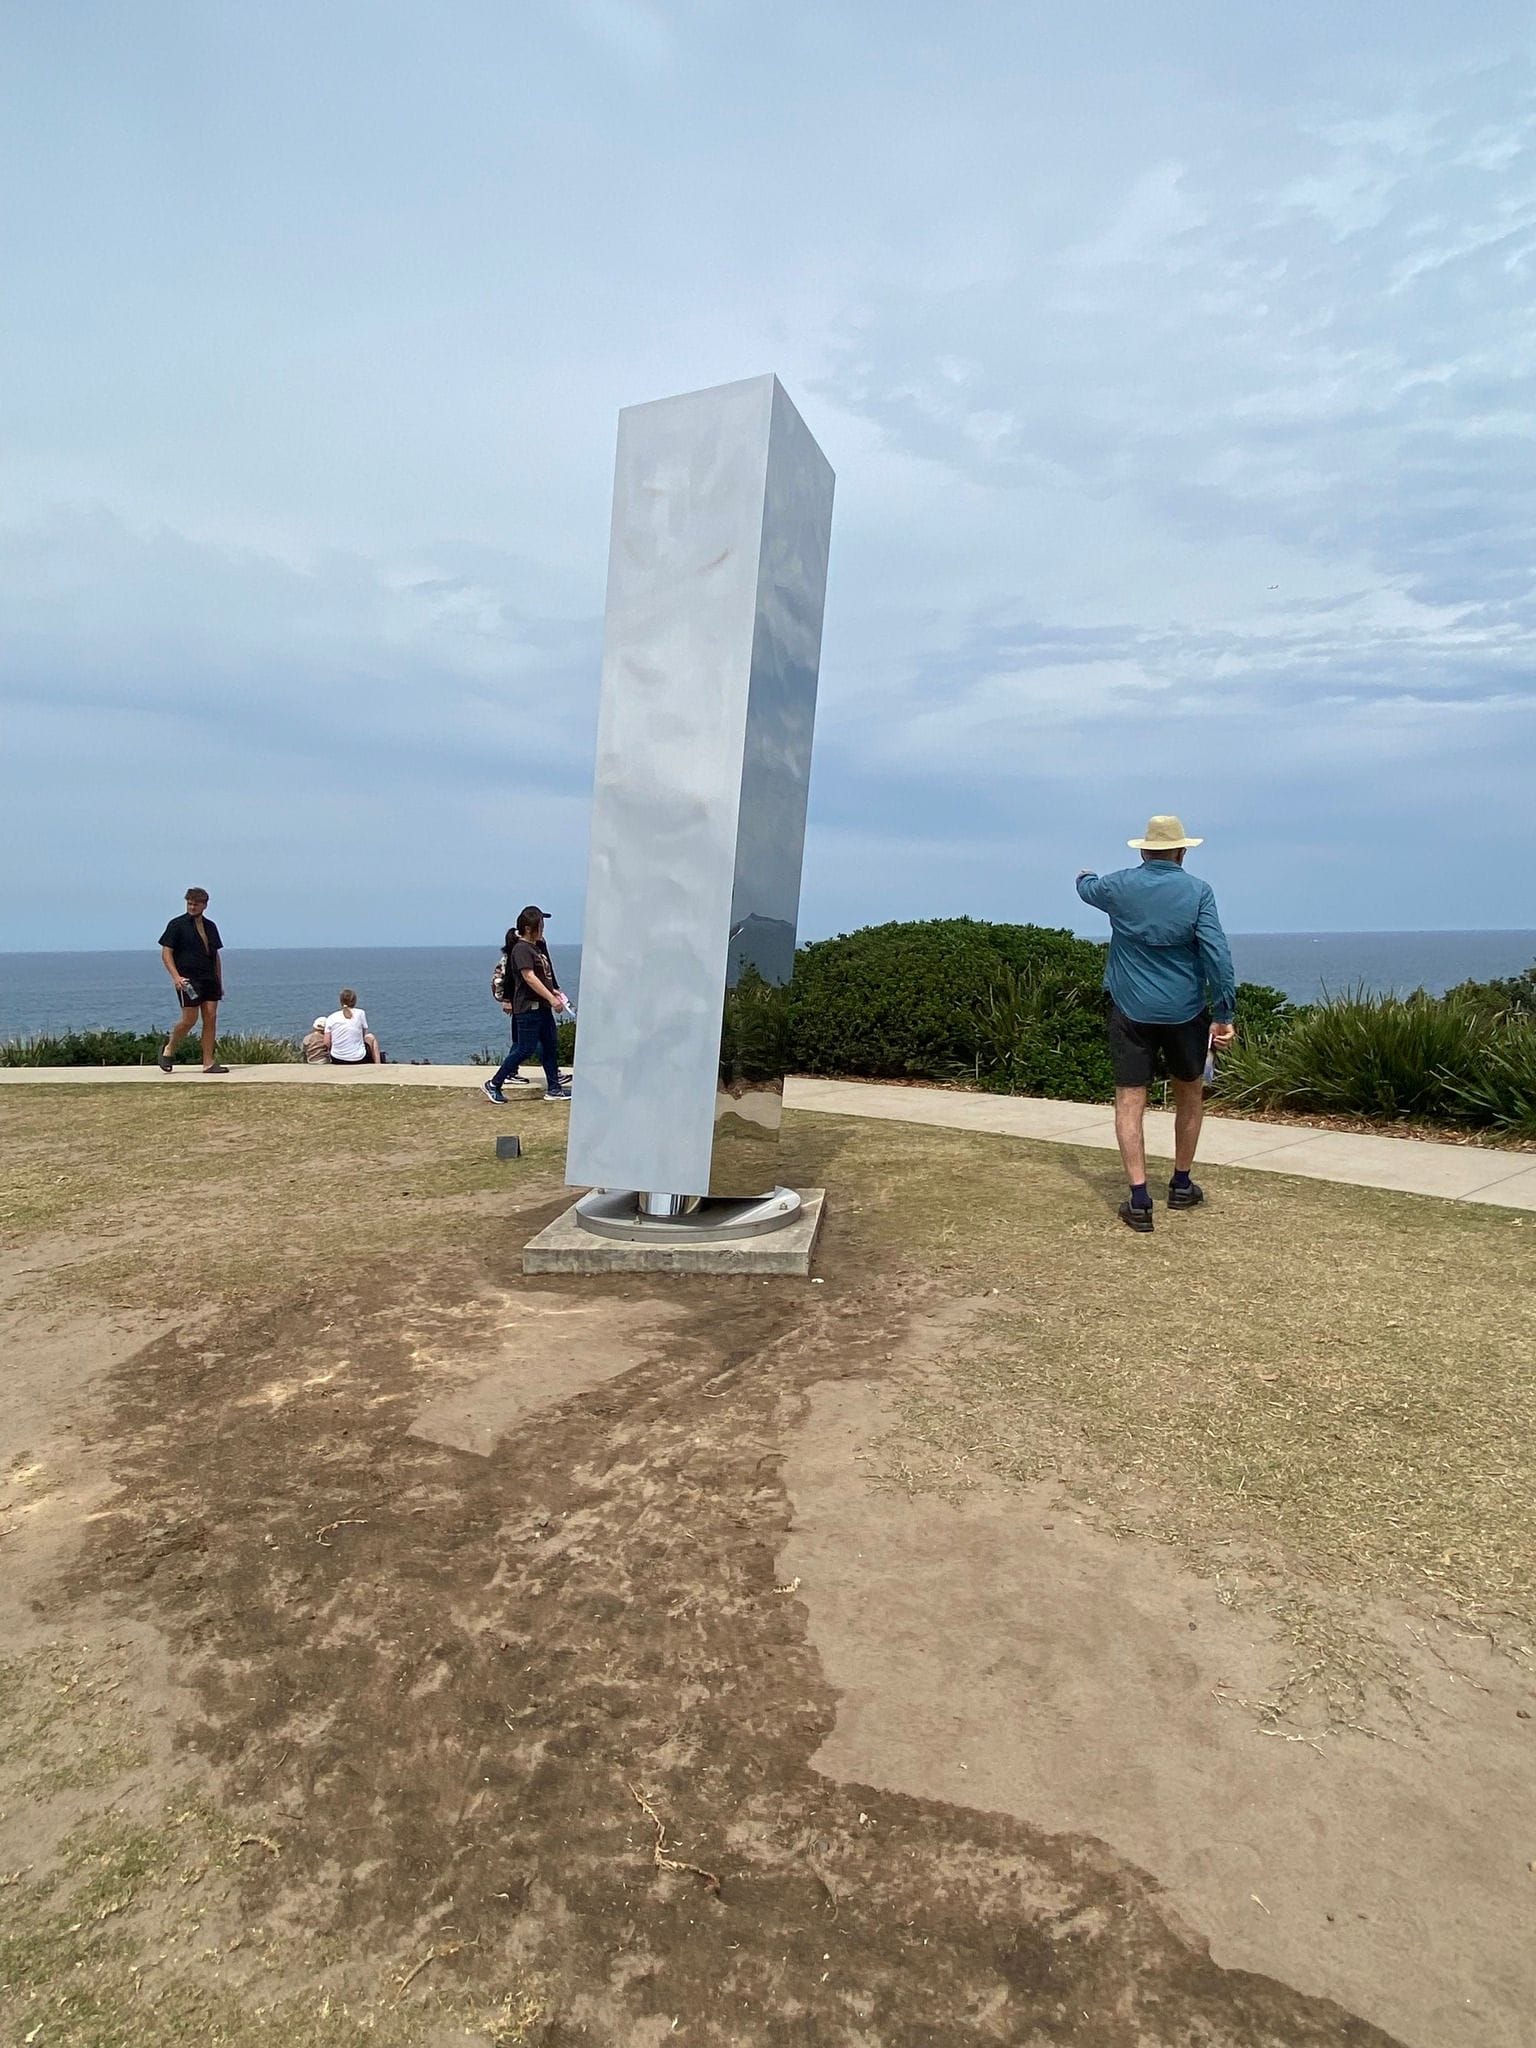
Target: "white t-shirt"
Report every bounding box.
[325,1007,369,1061]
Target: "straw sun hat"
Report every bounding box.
[1128,813,1204,851]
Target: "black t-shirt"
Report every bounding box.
[159,912,223,987]
[509,937,558,1015]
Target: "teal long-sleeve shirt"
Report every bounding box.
[1076,860,1237,1025]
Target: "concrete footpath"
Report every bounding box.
[5,1061,1535,1212]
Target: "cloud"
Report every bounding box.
[0,508,602,785]
[2,8,1534,944]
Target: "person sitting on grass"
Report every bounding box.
[483,907,571,1103]
[323,989,382,1066]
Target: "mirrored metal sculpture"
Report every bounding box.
[564,374,834,1227]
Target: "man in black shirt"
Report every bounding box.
[157,888,228,1075]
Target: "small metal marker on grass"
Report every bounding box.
[495,1135,522,1161]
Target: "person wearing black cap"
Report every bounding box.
[483,906,571,1103]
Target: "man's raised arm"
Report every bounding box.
[1075,869,1111,910]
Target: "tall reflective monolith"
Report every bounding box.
[564,374,834,1205]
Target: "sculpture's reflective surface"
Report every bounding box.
[565,374,834,1203]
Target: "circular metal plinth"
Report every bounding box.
[574,1187,803,1242]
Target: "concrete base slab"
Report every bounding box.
[522,1189,826,1276]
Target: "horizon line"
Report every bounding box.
[4,925,1536,959]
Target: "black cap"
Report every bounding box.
[517,904,551,925]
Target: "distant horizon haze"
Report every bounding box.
[2,924,1532,957]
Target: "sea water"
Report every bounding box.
[0,946,582,1068]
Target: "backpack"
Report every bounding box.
[491,952,508,1003]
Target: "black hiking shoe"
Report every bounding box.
[1166,1178,1205,1210]
[1118,1198,1154,1234]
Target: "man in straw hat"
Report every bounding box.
[1076,816,1236,1233]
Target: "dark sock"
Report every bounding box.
[1129,1181,1151,1209]
[1171,1169,1192,1190]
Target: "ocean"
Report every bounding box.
[1,933,1533,1068]
[0,946,584,1068]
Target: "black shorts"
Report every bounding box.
[1107,1006,1210,1088]
[178,984,220,1009]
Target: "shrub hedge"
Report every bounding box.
[0,1029,300,1067]
[784,919,1536,1133]
[785,916,1296,1101]
[470,1018,577,1067]
[1446,964,1536,1019]
[787,918,1116,1095]
[1211,988,1536,1135]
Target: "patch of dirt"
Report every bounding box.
[406,1290,690,1457]
[11,1238,1385,2044]
[13,1085,1527,2043]
[0,1306,180,1631]
[782,1377,1536,2048]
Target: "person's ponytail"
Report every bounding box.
[339,987,357,1020]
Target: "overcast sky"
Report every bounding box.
[4,1,1534,948]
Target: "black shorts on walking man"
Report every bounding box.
[1076,816,1237,1233]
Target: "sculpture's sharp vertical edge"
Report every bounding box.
[709,381,834,1194]
[565,374,832,1200]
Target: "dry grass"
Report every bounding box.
[1,1084,1532,2030]
[5,1085,1533,1727]
[0,1622,548,2048]
[785,1112,1536,1714]
[8,1089,1531,1668]
[0,1082,573,1313]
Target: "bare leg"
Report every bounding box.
[365,1034,381,1064]
[1113,1085,1148,1186]
[199,1000,219,1068]
[1171,1076,1205,1173]
[164,1003,199,1055]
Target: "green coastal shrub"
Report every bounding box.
[1446,963,1536,1019]
[785,918,1297,1103]
[783,921,1536,1132]
[470,1018,576,1066]
[0,1029,300,1067]
[787,918,1115,1094]
[1233,981,1293,1039]
[1439,1024,1536,1132]
[720,967,788,1084]
[963,960,1116,1098]
[1211,988,1536,1135]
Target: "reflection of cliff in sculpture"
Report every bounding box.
[565,374,834,1203]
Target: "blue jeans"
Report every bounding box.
[492,1008,560,1092]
